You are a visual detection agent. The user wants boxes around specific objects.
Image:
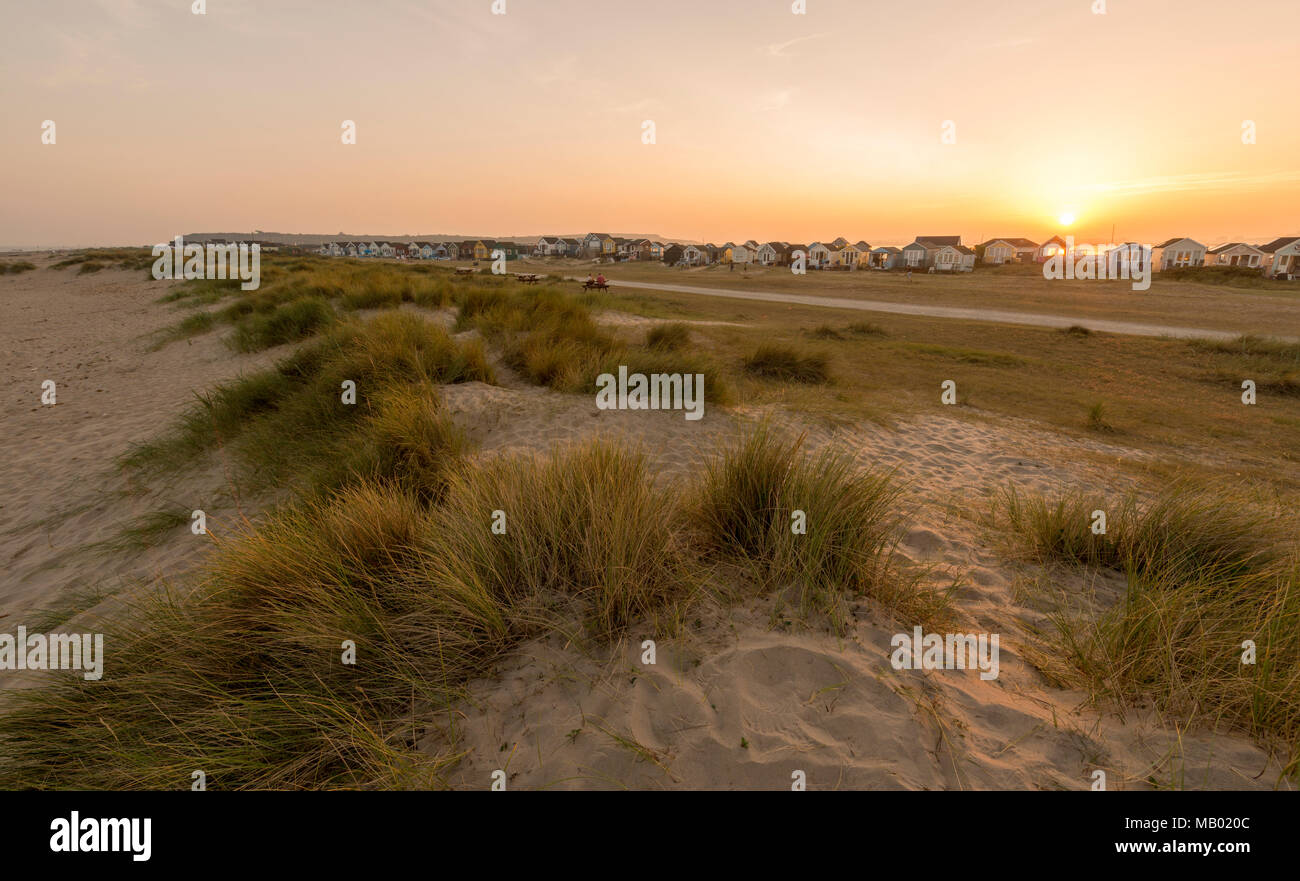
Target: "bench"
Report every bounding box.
[454,268,474,276]
[516,274,540,284]
[582,281,610,291]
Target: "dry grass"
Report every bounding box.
[742,344,831,384]
[997,484,1300,772]
[692,422,946,626]
[0,425,938,788]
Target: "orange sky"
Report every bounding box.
[2,0,1297,248]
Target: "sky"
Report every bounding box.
[2,0,1297,249]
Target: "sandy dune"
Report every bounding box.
[422,381,1286,790]
[0,257,281,629]
[0,260,1289,788]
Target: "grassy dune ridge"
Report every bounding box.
[997,485,1300,772]
[125,310,492,497]
[0,261,924,788]
[0,429,921,789]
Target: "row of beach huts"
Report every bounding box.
[307,233,1300,278]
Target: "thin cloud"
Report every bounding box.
[766,32,828,57]
[1085,170,1300,196]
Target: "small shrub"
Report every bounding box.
[742,344,831,384]
[1086,401,1115,433]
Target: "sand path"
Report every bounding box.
[593,278,1277,341]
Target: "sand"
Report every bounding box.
[0,257,1289,788]
[0,256,283,642]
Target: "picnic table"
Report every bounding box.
[454,267,474,276]
[516,273,540,284]
[582,280,610,291]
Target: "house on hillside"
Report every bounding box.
[1206,243,1265,268]
[1152,237,1206,270]
[1259,237,1300,279]
[979,238,1038,264]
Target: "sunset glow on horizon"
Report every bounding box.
[2,0,1297,249]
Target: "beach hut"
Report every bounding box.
[1258,237,1300,279]
[755,242,782,265]
[1206,243,1265,268]
[980,238,1038,264]
[1152,237,1207,270]
[1035,236,1067,263]
[682,244,710,265]
[868,246,901,269]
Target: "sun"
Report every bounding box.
[1058,211,1077,227]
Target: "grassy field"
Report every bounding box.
[146,254,1300,488]
[500,255,1300,339]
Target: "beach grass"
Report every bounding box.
[123,311,492,496]
[997,484,1300,770]
[742,344,831,384]
[0,422,934,788]
[646,322,691,351]
[692,422,945,626]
